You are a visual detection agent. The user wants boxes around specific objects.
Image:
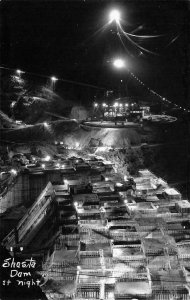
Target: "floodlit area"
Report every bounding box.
[0,1,190,299]
[1,146,190,299]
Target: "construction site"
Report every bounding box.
[1,1,190,299]
[1,146,190,300]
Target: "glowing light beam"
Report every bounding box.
[109,9,121,24]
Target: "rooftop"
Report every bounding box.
[176,200,190,208]
[113,246,143,257]
[164,188,181,196]
[115,280,151,295]
[138,169,157,178]
[52,249,79,263]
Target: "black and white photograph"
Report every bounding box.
[0,0,190,299]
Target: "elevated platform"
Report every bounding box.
[82,121,141,129]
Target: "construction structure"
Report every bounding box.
[2,154,190,299]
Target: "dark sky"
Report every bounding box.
[1,0,190,106]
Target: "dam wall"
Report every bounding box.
[0,170,62,214]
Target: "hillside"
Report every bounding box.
[0,110,17,129]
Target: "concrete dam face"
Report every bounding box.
[0,170,62,214]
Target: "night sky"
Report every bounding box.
[1,0,190,107]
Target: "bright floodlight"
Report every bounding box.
[11,169,17,175]
[16,69,24,76]
[113,59,125,69]
[51,76,58,82]
[44,155,51,161]
[109,9,121,23]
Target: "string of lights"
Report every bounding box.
[129,71,190,113]
[107,9,189,113]
[0,62,189,113]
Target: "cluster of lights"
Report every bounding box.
[94,102,132,108]
[111,57,189,113]
[1,15,188,115]
[102,103,107,107]
[10,169,17,176]
[130,71,190,113]
[94,102,108,108]
[44,155,51,161]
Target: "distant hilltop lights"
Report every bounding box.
[0,65,189,113]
